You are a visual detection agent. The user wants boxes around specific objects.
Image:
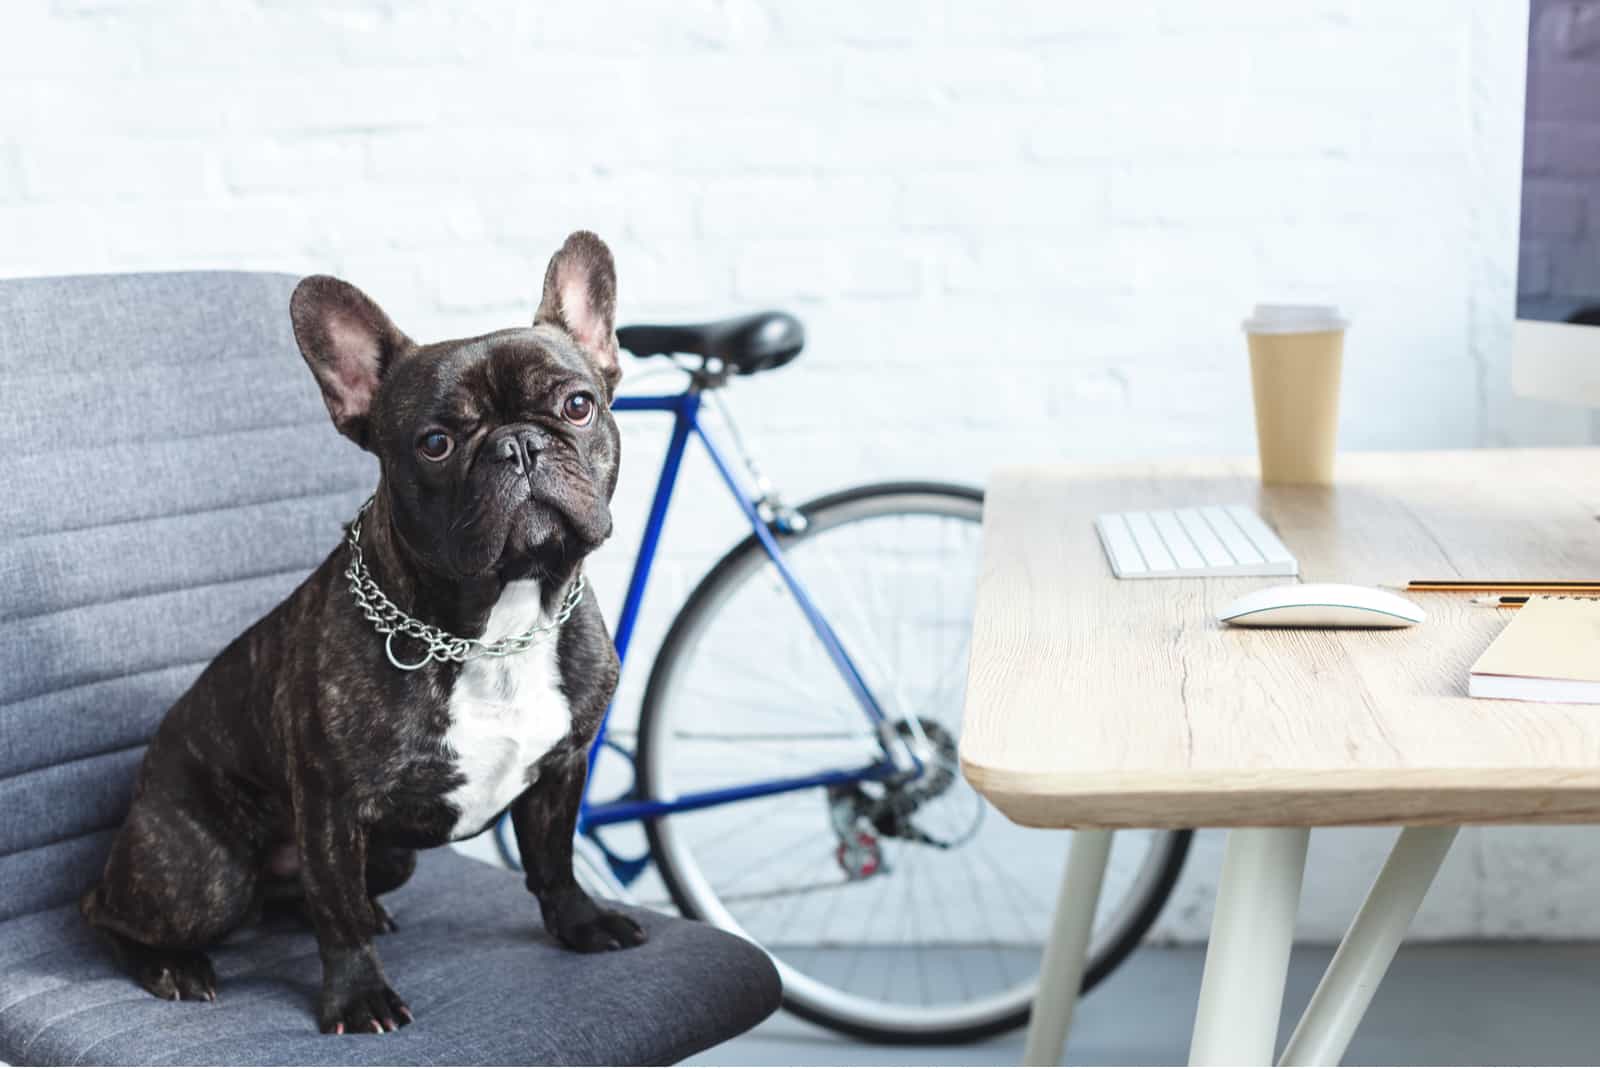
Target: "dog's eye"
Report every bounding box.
[562,392,596,427]
[416,430,454,462]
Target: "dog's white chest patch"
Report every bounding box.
[442,581,570,839]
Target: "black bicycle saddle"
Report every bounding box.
[616,311,804,375]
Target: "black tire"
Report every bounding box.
[637,482,1193,1044]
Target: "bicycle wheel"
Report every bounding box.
[637,482,1191,1043]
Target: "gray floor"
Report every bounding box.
[688,943,1600,1066]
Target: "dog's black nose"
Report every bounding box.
[495,436,522,470]
[491,427,548,475]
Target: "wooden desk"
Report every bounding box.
[959,449,1600,1065]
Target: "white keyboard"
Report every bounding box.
[1095,506,1298,579]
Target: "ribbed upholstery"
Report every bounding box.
[0,852,782,1067]
[0,271,375,924]
[0,272,781,1064]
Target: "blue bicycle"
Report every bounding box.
[495,311,1193,1042]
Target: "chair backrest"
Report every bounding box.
[0,272,375,924]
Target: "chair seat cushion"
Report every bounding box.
[0,850,779,1066]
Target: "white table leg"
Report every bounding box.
[1022,829,1114,1066]
[1189,827,1310,1066]
[1278,826,1458,1067]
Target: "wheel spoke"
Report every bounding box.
[671,729,877,743]
[793,535,922,726]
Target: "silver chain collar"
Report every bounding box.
[344,496,585,672]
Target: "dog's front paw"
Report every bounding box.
[319,980,412,1034]
[550,908,648,953]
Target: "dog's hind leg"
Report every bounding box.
[81,796,258,1002]
[81,924,218,1002]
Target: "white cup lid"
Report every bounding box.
[1242,303,1348,334]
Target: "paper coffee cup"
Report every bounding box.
[1242,304,1348,485]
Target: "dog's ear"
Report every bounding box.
[290,275,412,450]
[535,231,621,397]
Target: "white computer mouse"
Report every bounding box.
[1218,583,1426,628]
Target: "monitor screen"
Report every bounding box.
[1513,0,1600,403]
[1519,0,1600,325]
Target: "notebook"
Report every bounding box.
[1468,596,1600,703]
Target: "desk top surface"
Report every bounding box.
[958,449,1600,829]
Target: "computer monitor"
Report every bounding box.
[1514,0,1600,405]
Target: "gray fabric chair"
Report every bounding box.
[0,272,781,1066]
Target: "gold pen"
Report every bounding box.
[1405,581,1600,593]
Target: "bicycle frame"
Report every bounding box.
[575,386,910,841]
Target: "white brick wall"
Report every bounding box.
[5,0,1594,943]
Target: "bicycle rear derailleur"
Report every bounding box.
[826,719,963,880]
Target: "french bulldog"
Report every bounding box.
[80,231,646,1035]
